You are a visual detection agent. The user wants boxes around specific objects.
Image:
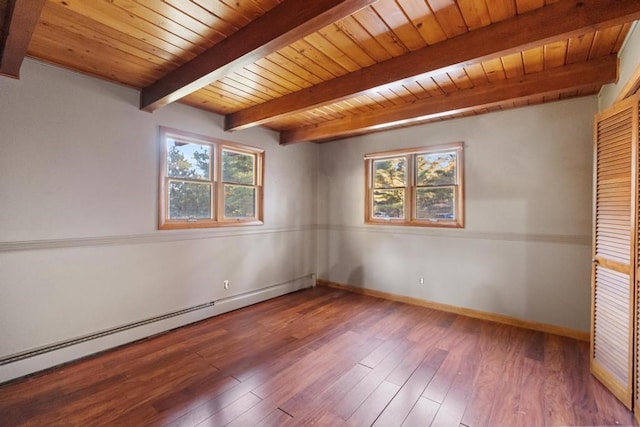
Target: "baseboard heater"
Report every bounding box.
[0,274,315,367]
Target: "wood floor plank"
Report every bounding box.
[485,326,530,427]
[516,358,545,427]
[279,363,372,424]
[544,335,578,426]
[227,350,364,426]
[401,396,440,427]
[333,340,416,420]
[345,380,401,426]
[254,408,293,426]
[187,391,262,427]
[374,347,448,426]
[429,323,482,426]
[459,322,510,426]
[0,286,633,426]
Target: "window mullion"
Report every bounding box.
[405,154,416,223]
[215,144,222,223]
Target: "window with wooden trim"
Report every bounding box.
[159,127,263,229]
[365,143,464,228]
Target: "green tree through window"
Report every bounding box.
[167,141,212,220]
[159,127,264,229]
[222,150,256,218]
[372,158,406,218]
[365,143,464,228]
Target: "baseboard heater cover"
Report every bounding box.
[0,300,216,367]
[0,274,315,379]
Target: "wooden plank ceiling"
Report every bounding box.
[4,0,640,143]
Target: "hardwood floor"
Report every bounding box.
[0,286,635,426]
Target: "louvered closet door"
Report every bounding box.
[592,95,638,410]
[633,96,640,421]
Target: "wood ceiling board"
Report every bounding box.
[481,58,507,82]
[402,80,433,100]
[613,23,632,52]
[462,62,491,86]
[501,53,525,79]
[589,26,627,59]
[223,71,289,102]
[425,0,468,38]
[29,20,165,86]
[160,0,239,39]
[543,40,568,69]
[522,46,544,74]
[183,87,251,113]
[351,6,409,57]
[27,36,156,87]
[455,0,492,31]
[431,73,459,94]
[396,0,448,44]
[140,0,377,111]
[225,0,640,132]
[334,15,393,62]
[47,0,195,60]
[211,78,273,105]
[566,32,595,64]
[70,0,202,53]
[289,38,351,77]
[0,0,45,78]
[204,82,259,108]
[280,55,618,144]
[179,95,235,115]
[187,0,252,29]
[316,23,377,68]
[485,0,516,23]
[117,0,215,48]
[303,31,362,73]
[36,2,180,68]
[413,75,447,97]
[448,68,474,90]
[254,54,320,88]
[277,45,337,81]
[365,90,401,108]
[386,85,419,103]
[371,0,426,51]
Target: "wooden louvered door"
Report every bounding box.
[592,95,638,410]
[634,96,640,422]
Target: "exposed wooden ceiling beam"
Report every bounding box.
[0,0,45,78]
[280,55,618,144]
[226,0,640,132]
[140,0,377,112]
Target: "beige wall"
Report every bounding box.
[0,58,598,382]
[0,60,318,381]
[317,97,597,332]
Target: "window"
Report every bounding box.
[159,127,263,229]
[365,142,464,228]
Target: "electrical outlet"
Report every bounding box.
[419,277,424,285]
[223,280,229,289]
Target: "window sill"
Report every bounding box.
[365,219,464,228]
[159,220,264,230]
